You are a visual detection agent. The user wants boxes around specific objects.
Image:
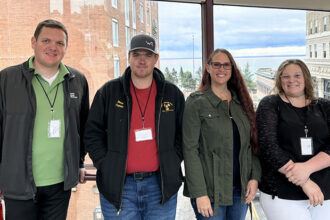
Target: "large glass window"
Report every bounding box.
[126,26,130,49]
[114,57,120,78]
[140,3,144,23]
[125,0,130,26]
[309,45,312,58]
[323,43,327,58]
[315,20,318,33]
[315,44,318,57]
[112,19,119,47]
[324,16,327,31]
[112,0,117,8]
[146,7,150,26]
[310,21,313,34]
[132,0,136,28]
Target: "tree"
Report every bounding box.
[195,66,202,89]
[181,70,197,92]
[164,67,178,85]
[242,63,257,93]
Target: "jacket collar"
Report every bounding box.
[204,87,241,108]
[22,58,75,82]
[121,66,166,97]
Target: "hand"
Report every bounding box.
[278,160,294,174]
[285,162,311,186]
[301,179,324,206]
[79,168,87,184]
[245,180,258,204]
[196,195,214,217]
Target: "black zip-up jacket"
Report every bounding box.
[0,59,89,200]
[84,67,185,211]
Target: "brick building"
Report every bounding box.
[0,0,158,219]
[0,0,159,98]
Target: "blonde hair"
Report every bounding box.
[274,59,315,100]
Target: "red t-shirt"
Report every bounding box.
[126,80,159,173]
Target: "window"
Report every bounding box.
[114,57,120,78]
[112,0,117,8]
[310,21,313,34]
[146,8,150,26]
[132,0,136,28]
[133,28,136,36]
[324,16,327,31]
[323,43,327,58]
[315,20,318,33]
[309,45,312,58]
[112,19,119,47]
[125,0,130,26]
[140,3,144,23]
[314,44,317,58]
[126,26,130,49]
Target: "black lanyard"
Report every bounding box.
[284,94,309,137]
[36,75,59,119]
[132,80,153,128]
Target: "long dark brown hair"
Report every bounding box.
[199,48,259,155]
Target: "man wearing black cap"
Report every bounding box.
[84,34,185,219]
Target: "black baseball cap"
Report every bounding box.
[129,34,157,54]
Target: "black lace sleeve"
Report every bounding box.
[317,98,330,155]
[256,95,292,170]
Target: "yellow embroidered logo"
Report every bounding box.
[161,102,174,112]
[115,100,124,108]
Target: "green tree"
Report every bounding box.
[164,67,178,85]
[181,70,196,92]
[195,66,202,90]
[242,63,257,93]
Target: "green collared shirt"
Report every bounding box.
[29,56,69,187]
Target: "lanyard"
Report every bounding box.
[36,75,59,120]
[284,94,309,137]
[132,80,153,128]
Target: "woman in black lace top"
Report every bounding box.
[256,59,330,220]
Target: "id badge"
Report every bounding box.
[48,120,61,138]
[300,137,313,155]
[135,128,153,142]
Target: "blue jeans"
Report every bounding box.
[100,174,177,220]
[191,188,248,220]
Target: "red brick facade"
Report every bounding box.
[0,0,158,219]
[0,0,158,98]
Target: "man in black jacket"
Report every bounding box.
[84,34,185,219]
[0,19,89,220]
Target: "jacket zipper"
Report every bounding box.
[117,96,130,215]
[28,74,37,200]
[157,96,165,204]
[63,79,70,189]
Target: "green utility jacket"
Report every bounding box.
[183,88,261,212]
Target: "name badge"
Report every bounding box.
[48,120,61,138]
[135,128,153,142]
[300,137,313,155]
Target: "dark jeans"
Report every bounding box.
[4,182,71,220]
[191,188,248,220]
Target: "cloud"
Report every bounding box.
[158,2,307,58]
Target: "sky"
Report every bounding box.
[158,2,307,59]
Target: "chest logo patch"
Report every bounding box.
[161,101,174,112]
[115,100,124,108]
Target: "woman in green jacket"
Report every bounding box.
[183,49,261,220]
